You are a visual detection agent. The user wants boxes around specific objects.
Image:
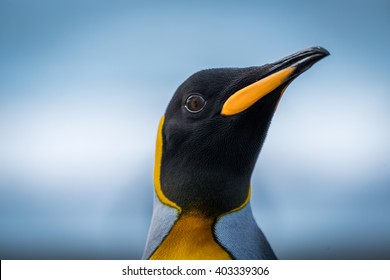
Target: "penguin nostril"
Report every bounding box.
[185,94,206,113]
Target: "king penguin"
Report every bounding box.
[143,47,329,260]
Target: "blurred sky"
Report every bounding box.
[0,0,389,259]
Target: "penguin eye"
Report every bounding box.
[185,95,206,113]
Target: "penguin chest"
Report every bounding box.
[149,214,232,260]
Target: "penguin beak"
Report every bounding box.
[221,47,330,116]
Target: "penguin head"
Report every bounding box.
[156,47,329,217]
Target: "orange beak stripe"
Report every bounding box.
[221,66,295,116]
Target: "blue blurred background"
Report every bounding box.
[0,0,389,259]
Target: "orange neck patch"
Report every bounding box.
[150,213,232,260]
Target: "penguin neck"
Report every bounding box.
[149,208,232,260]
[158,180,252,218]
[148,187,252,260]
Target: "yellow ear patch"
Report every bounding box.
[221,67,295,116]
[154,116,182,212]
